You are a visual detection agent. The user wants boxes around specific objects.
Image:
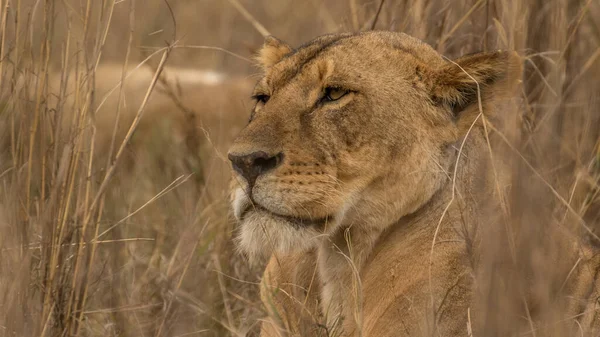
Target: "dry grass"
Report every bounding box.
[0,0,599,336]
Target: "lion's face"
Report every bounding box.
[229,32,517,259]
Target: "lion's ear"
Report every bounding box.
[433,51,522,118]
[256,36,293,69]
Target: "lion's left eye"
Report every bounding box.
[323,87,348,102]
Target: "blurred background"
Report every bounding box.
[0,0,598,336]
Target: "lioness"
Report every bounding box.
[227,31,599,336]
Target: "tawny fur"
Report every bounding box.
[228,31,600,336]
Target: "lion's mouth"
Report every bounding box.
[240,203,331,228]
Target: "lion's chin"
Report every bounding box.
[235,208,324,263]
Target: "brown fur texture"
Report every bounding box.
[228,31,599,336]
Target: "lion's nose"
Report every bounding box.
[228,151,283,186]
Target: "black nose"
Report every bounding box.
[228,151,283,186]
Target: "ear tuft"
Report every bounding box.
[255,36,293,69]
[433,51,522,115]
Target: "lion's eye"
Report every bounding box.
[253,94,270,104]
[324,87,348,102]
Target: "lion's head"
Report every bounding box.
[229,31,519,260]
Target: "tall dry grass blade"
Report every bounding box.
[370,0,385,30]
[0,0,9,89]
[226,0,270,37]
[84,47,172,225]
[349,0,360,31]
[439,0,485,48]
[487,121,600,243]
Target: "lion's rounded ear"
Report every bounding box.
[255,36,293,69]
[433,51,522,117]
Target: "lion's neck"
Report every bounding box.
[317,129,492,332]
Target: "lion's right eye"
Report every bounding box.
[253,94,270,104]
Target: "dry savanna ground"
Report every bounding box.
[0,0,599,336]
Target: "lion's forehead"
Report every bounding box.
[265,31,445,91]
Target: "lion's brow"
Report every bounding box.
[290,33,354,62]
[269,33,356,89]
[269,32,427,90]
